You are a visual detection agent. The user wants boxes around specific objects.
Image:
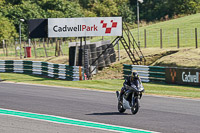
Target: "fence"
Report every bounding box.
[0,60,84,81]
[0,38,68,58]
[131,28,200,48]
[123,64,165,82]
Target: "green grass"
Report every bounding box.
[1,73,200,99]
[133,13,200,48]
[91,13,200,48]
[144,83,200,98]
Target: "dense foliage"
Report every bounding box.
[0,0,200,41]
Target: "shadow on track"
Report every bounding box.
[86,112,130,115]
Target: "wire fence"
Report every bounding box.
[0,38,69,58]
[131,28,200,48]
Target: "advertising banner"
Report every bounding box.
[48,17,122,37]
[166,67,200,86]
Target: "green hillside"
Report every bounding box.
[92,13,200,48]
[133,13,200,48]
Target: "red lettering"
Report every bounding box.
[94,25,98,31]
[86,26,90,31]
[82,25,98,31]
[82,25,86,31]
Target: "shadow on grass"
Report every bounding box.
[28,74,71,82]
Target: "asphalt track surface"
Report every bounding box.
[0,114,114,133]
[0,82,200,133]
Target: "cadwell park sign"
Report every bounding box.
[28,17,122,38]
[48,17,122,37]
[166,67,200,86]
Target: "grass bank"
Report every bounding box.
[1,73,199,99]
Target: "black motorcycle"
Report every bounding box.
[116,79,144,115]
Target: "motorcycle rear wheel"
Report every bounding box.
[118,102,126,113]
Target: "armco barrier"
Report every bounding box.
[123,64,165,83]
[0,60,84,81]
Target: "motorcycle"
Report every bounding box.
[116,79,144,115]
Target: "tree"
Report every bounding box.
[130,0,200,22]
[1,1,46,39]
[78,0,91,8]
[116,0,135,22]
[90,0,118,17]
[169,0,199,15]
[0,13,17,42]
[0,0,5,7]
[4,0,23,5]
[35,0,84,18]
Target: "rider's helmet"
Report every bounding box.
[131,71,139,81]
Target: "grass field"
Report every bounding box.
[92,13,200,48]
[1,73,200,99]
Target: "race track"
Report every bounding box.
[0,82,199,133]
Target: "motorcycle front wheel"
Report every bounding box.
[131,98,139,115]
[118,102,126,113]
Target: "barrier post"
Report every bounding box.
[195,28,198,48]
[177,28,180,48]
[160,29,162,49]
[144,29,147,48]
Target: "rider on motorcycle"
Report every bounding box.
[118,71,140,102]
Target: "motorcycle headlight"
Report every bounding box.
[139,87,144,91]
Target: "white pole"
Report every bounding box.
[19,22,22,59]
[29,39,31,46]
[19,19,24,59]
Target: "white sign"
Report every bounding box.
[48,17,122,37]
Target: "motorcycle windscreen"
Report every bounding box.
[130,79,144,91]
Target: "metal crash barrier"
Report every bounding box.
[0,60,85,81]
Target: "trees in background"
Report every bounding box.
[0,0,84,41]
[130,0,200,21]
[0,0,200,41]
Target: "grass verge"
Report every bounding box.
[0,73,200,99]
